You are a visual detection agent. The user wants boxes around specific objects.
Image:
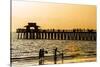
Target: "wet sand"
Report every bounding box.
[11,56,96,67]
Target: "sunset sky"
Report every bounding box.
[12,1,96,32]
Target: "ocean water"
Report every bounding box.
[11,32,96,64]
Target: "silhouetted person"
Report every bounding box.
[39,48,48,65]
[39,49,42,65]
[39,48,44,65]
[53,48,57,64]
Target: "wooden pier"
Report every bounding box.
[16,22,96,41]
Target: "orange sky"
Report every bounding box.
[12,1,96,32]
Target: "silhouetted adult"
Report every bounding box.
[39,48,48,65]
[39,48,42,65]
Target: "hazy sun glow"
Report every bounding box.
[12,1,96,32]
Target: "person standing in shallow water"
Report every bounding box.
[39,48,43,65]
[39,48,48,65]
